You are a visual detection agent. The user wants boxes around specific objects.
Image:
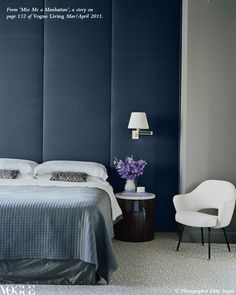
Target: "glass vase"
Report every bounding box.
[124,179,136,192]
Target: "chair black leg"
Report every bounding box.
[222,228,231,252]
[208,227,211,260]
[201,227,204,246]
[176,225,185,251]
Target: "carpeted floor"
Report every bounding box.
[27,233,236,295]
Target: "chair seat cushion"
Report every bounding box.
[175,211,218,227]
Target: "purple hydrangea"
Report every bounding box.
[114,156,147,180]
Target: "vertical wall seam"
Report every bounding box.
[180,0,188,193]
[109,0,113,168]
[178,0,183,193]
[42,0,45,163]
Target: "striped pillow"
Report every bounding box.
[0,169,19,179]
[50,171,87,183]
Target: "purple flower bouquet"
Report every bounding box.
[114,156,147,191]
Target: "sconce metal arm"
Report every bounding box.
[132,129,153,139]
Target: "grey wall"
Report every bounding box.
[181,0,236,242]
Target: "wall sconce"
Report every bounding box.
[128,112,153,140]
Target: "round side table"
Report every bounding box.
[114,192,155,242]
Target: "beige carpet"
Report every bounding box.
[23,233,236,295]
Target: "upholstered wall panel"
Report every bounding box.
[111,0,181,230]
[0,0,180,230]
[0,0,44,162]
[43,0,112,165]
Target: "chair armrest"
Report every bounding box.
[217,199,236,228]
[173,194,192,212]
[173,193,196,212]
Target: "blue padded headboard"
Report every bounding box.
[0,0,44,163]
[43,0,112,166]
[0,0,181,230]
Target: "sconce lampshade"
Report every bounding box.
[128,112,149,130]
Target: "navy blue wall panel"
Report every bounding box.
[0,0,180,230]
[43,0,112,165]
[111,0,181,230]
[0,0,44,162]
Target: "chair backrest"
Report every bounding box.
[191,180,236,210]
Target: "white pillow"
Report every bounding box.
[17,173,35,179]
[0,158,38,175]
[34,161,108,181]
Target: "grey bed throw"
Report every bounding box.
[0,185,117,282]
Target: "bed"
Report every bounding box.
[0,160,122,285]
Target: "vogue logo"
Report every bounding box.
[0,285,35,295]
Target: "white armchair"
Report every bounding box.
[173,180,236,259]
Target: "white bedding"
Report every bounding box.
[0,178,122,222]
